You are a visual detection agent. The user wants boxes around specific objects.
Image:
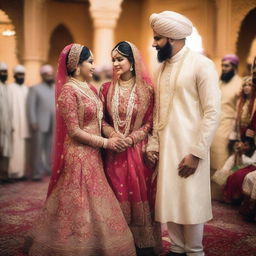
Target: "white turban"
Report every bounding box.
[149,11,193,39]
[13,64,26,74]
[0,62,8,71]
[40,64,54,75]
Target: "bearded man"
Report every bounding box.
[211,55,242,173]
[146,11,221,256]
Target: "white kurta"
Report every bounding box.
[0,82,13,157]
[211,75,242,170]
[8,83,30,178]
[147,47,221,224]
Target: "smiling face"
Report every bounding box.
[79,54,95,81]
[111,50,132,77]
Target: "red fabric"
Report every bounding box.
[47,44,98,198]
[47,44,73,197]
[224,165,256,202]
[101,82,155,208]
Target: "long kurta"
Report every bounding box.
[211,74,242,171]
[8,83,30,178]
[0,82,13,157]
[147,47,220,224]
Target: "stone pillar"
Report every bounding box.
[23,0,47,86]
[89,0,123,66]
[214,0,232,73]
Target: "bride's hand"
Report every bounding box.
[107,137,128,151]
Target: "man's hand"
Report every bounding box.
[145,151,159,169]
[178,154,200,178]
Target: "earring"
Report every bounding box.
[76,68,80,76]
[130,66,133,71]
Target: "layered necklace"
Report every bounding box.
[69,77,103,131]
[112,77,137,137]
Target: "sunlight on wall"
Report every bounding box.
[186,27,203,53]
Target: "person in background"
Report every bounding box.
[0,62,12,183]
[27,64,55,181]
[8,65,30,180]
[211,55,243,173]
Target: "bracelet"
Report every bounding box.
[103,138,108,149]
[127,136,134,146]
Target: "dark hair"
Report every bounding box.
[66,46,91,76]
[112,41,135,76]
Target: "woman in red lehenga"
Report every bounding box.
[24,43,136,256]
[100,41,160,256]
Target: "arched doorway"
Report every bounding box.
[0,9,17,82]
[47,24,74,69]
[236,8,256,76]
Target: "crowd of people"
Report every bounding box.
[0,9,255,256]
[211,55,256,222]
[0,63,55,182]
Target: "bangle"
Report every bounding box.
[103,138,108,149]
[127,136,134,146]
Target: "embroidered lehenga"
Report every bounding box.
[24,44,136,256]
[100,42,159,248]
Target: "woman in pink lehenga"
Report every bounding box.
[100,41,159,256]
[24,44,136,256]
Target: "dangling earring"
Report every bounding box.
[130,66,133,72]
[76,67,80,76]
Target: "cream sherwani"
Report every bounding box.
[8,83,30,178]
[147,47,221,225]
[211,74,242,171]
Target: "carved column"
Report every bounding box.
[89,0,123,66]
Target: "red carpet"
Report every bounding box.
[0,178,256,256]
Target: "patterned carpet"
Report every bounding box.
[0,178,256,256]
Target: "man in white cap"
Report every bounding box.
[0,62,13,182]
[27,64,55,181]
[8,65,30,180]
[146,11,221,256]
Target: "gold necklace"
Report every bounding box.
[69,78,103,131]
[112,80,137,137]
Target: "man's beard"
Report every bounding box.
[45,79,55,85]
[15,78,24,85]
[220,69,235,83]
[157,41,172,63]
[0,74,7,83]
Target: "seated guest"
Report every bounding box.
[212,138,256,187]
[223,137,256,203]
[239,170,256,221]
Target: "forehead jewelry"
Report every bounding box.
[113,46,129,57]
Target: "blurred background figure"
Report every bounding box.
[92,65,113,90]
[211,54,243,199]
[8,65,30,180]
[211,55,243,170]
[0,62,12,183]
[27,64,55,181]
